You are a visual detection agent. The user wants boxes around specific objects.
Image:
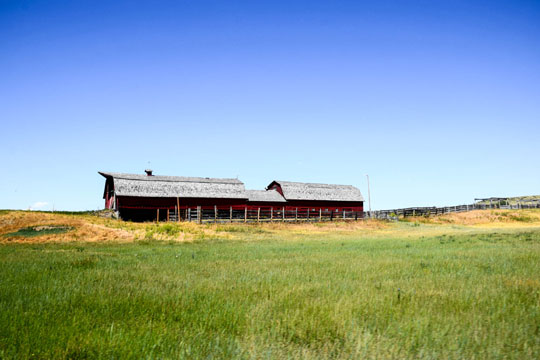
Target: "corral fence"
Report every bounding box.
[365,202,540,220]
[163,206,363,223]
[154,202,539,223]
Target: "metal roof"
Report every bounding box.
[270,180,364,202]
[99,172,247,199]
[246,190,286,203]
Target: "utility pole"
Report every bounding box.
[366,174,372,213]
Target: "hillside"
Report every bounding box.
[2,209,540,243]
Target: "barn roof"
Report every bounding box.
[269,180,364,202]
[246,190,286,203]
[99,172,247,199]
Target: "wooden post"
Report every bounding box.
[343,209,345,220]
[257,207,260,222]
[295,208,298,222]
[197,206,201,224]
[157,209,159,223]
[307,208,310,221]
[282,207,285,221]
[330,210,333,222]
[167,209,170,222]
[188,208,191,222]
[214,205,218,223]
[270,207,273,221]
[177,197,180,222]
[319,208,322,222]
[229,206,233,222]
[244,206,247,223]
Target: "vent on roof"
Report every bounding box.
[145,169,153,176]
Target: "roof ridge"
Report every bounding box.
[276,180,355,187]
[99,172,242,184]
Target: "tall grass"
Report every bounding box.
[0,229,539,359]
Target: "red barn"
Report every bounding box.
[99,171,247,221]
[265,180,364,216]
[99,171,364,221]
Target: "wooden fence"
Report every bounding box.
[155,202,539,223]
[365,202,540,220]
[163,206,363,223]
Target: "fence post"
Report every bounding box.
[330,210,333,221]
[271,207,273,221]
[188,208,191,222]
[214,205,218,223]
[244,206,247,223]
[177,197,180,222]
[295,208,298,222]
[197,206,201,224]
[307,208,310,221]
[167,209,170,222]
[282,207,285,222]
[257,207,260,222]
[343,209,345,220]
[230,206,233,222]
[319,208,322,222]
[157,209,159,223]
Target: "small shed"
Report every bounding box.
[246,189,287,207]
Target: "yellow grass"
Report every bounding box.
[1,209,540,244]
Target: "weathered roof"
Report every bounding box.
[270,180,364,202]
[99,172,247,199]
[246,190,286,203]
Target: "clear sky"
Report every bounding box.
[1,0,539,211]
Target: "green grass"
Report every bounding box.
[0,229,539,359]
[3,225,73,238]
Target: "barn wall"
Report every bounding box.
[117,196,247,209]
[283,200,363,211]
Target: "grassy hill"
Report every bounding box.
[1,210,539,359]
[476,195,540,205]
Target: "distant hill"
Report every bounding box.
[476,195,540,205]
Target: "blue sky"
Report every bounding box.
[1,0,539,211]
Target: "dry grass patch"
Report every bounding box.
[0,211,133,243]
[408,209,540,227]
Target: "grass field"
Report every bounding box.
[0,210,539,359]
